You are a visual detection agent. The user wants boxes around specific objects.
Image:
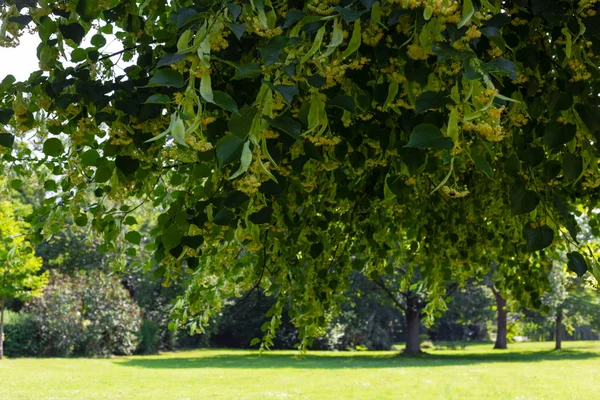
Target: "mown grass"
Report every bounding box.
[1,341,599,399]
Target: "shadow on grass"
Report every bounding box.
[116,348,600,370]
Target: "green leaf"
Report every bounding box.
[232,63,261,80]
[10,179,22,189]
[250,338,261,346]
[473,155,492,178]
[342,20,361,59]
[486,58,517,80]
[563,153,583,182]
[458,0,474,28]
[213,91,239,114]
[309,242,324,258]
[574,103,600,134]
[95,166,113,183]
[115,155,140,176]
[249,207,272,225]
[0,108,14,124]
[59,22,85,45]
[144,94,171,104]
[228,106,258,139]
[147,69,185,88]
[216,135,245,168]
[70,48,87,62]
[226,22,246,40]
[405,124,454,150]
[124,216,138,226]
[567,252,587,278]
[125,231,142,245]
[229,141,252,180]
[543,123,576,149]
[265,116,301,139]
[415,91,453,114]
[213,209,234,225]
[182,235,204,249]
[260,36,286,66]
[334,6,364,23]
[91,34,106,48]
[81,149,99,166]
[200,70,213,103]
[75,214,88,227]
[510,188,540,215]
[523,224,554,252]
[0,132,14,148]
[273,85,299,104]
[43,138,64,157]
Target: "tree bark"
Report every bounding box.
[0,298,5,360]
[555,307,563,350]
[492,288,507,350]
[403,294,422,355]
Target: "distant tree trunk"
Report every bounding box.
[492,288,507,350]
[403,294,422,355]
[0,298,5,360]
[555,307,563,350]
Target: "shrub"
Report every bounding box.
[27,270,141,357]
[137,319,160,354]
[3,311,40,357]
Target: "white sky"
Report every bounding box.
[0,33,40,81]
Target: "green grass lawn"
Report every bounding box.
[1,341,600,399]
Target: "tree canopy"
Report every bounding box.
[0,0,599,347]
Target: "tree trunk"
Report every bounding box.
[555,307,563,350]
[492,288,507,350]
[403,294,422,355]
[0,298,5,360]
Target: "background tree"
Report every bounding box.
[0,199,46,359]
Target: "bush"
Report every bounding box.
[3,311,40,357]
[27,270,142,357]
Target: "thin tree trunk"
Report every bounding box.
[403,295,421,355]
[555,307,563,350]
[0,298,5,360]
[492,288,507,350]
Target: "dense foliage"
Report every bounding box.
[0,0,599,347]
[27,270,141,357]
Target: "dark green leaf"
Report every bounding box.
[405,124,454,150]
[543,123,576,149]
[260,36,286,66]
[43,138,64,157]
[0,108,14,124]
[575,103,600,133]
[213,209,235,225]
[334,6,365,23]
[415,91,453,114]
[94,166,113,183]
[157,53,188,67]
[486,58,517,80]
[510,188,540,215]
[233,63,262,80]
[523,224,554,252]
[147,69,185,88]
[182,235,204,249]
[328,95,355,112]
[0,132,14,148]
[226,22,246,40]
[273,84,299,104]
[265,116,301,139]
[228,106,258,139]
[59,23,85,45]
[213,91,239,114]
[144,94,171,104]
[310,242,324,258]
[567,252,587,278]
[75,215,88,227]
[473,155,493,177]
[563,153,583,181]
[115,155,140,176]
[216,135,245,167]
[249,207,272,225]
